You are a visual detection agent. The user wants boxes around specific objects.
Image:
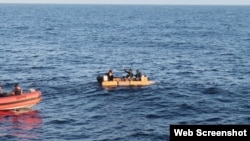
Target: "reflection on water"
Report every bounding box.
[0,109,42,140]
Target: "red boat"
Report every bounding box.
[0,90,42,110]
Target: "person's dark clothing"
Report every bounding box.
[13,88,21,95]
[106,70,114,81]
[13,84,22,95]
[135,70,142,80]
[124,69,133,79]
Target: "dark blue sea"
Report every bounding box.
[0,4,250,141]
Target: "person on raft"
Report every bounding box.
[106,69,114,81]
[135,69,142,80]
[123,68,134,80]
[12,83,22,95]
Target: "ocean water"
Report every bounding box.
[0,4,250,141]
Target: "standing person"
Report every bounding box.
[106,69,114,81]
[12,83,22,95]
[123,68,133,80]
[135,69,142,80]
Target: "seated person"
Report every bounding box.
[0,82,9,97]
[0,82,2,94]
[12,83,22,95]
[135,69,142,81]
[106,70,114,81]
[124,68,133,80]
[0,83,3,97]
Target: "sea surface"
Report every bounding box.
[0,4,250,141]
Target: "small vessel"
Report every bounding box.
[97,75,155,87]
[0,89,42,110]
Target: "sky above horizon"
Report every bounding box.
[0,0,250,5]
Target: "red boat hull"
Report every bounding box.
[0,91,42,110]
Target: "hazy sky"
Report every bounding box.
[0,0,249,5]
